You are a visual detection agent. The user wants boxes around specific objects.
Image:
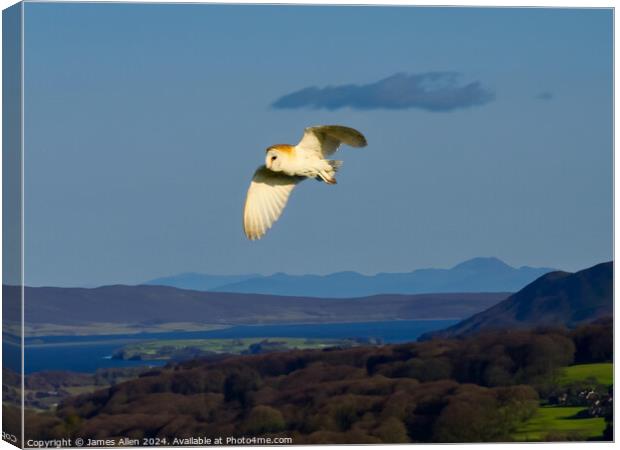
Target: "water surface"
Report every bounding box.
[6,319,457,373]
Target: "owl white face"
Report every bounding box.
[265,149,283,171]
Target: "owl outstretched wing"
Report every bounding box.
[296,125,367,158]
[243,166,303,240]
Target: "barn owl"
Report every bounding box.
[243,125,367,240]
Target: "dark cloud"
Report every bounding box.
[536,91,554,101]
[272,72,495,112]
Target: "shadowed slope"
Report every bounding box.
[421,262,612,340]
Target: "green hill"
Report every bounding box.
[513,406,606,441]
[558,363,613,386]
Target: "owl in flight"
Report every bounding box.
[243,125,367,240]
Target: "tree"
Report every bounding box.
[373,417,409,443]
[571,320,613,364]
[432,388,504,442]
[244,406,286,434]
[223,369,261,408]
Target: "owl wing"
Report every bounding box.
[243,166,303,240]
[295,125,367,158]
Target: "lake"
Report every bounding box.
[5,319,458,373]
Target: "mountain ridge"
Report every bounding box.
[4,284,508,336]
[144,257,555,298]
[420,261,613,340]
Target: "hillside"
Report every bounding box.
[421,262,613,340]
[145,257,554,298]
[18,322,611,444]
[5,285,508,335]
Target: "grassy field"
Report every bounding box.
[558,363,613,386]
[512,406,606,441]
[513,363,613,441]
[116,337,358,360]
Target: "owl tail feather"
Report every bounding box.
[318,160,343,184]
[329,160,343,172]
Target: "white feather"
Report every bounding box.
[296,125,367,158]
[243,166,302,240]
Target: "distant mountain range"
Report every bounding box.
[5,284,507,336]
[5,260,610,339]
[145,257,555,297]
[420,261,613,340]
[145,273,260,291]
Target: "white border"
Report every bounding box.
[0,2,615,450]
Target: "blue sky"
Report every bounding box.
[22,3,612,286]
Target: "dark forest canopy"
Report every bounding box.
[15,319,612,445]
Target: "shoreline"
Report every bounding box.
[7,317,463,341]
